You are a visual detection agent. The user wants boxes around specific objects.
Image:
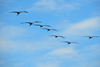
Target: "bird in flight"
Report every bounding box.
[9,11,28,16]
[61,41,78,45]
[49,35,65,38]
[83,36,99,39]
[21,21,42,26]
[41,28,58,31]
[34,24,51,27]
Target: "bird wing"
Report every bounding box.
[41,28,48,30]
[43,25,51,27]
[9,11,18,13]
[21,22,32,24]
[83,36,90,37]
[21,11,28,13]
[51,29,58,31]
[92,36,99,37]
[71,42,78,44]
[58,36,65,38]
[49,35,56,36]
[34,21,42,23]
[60,41,68,43]
[34,24,41,26]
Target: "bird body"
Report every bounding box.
[49,35,65,38]
[34,24,51,27]
[41,28,58,31]
[83,36,99,39]
[9,11,28,16]
[21,21,41,26]
[61,41,78,45]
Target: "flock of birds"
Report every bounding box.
[9,11,99,45]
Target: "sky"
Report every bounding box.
[0,0,100,67]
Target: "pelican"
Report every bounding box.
[34,24,51,27]
[41,28,58,31]
[83,36,99,39]
[21,21,41,26]
[49,35,65,38]
[9,11,28,16]
[61,41,78,45]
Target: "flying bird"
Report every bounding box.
[61,41,78,45]
[34,24,51,27]
[21,21,41,26]
[83,36,99,39]
[9,11,28,16]
[49,35,65,38]
[41,28,58,31]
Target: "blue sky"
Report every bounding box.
[0,0,100,67]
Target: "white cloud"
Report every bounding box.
[37,62,59,67]
[28,0,81,12]
[0,25,58,53]
[47,47,77,56]
[35,44,100,67]
[0,25,27,39]
[12,63,24,67]
[61,17,100,36]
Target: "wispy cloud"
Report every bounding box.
[28,0,81,12]
[0,24,58,53]
[60,17,100,36]
[35,44,100,67]
[0,25,27,39]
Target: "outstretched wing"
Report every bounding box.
[43,25,51,27]
[9,11,18,13]
[21,22,32,24]
[51,29,58,31]
[49,35,56,36]
[71,42,78,44]
[21,11,28,13]
[41,28,48,30]
[34,21,42,23]
[58,36,65,38]
[60,41,68,43]
[92,36,99,37]
[83,36,90,37]
[34,24,41,26]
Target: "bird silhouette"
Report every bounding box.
[34,24,51,27]
[49,35,65,38]
[61,41,78,45]
[41,28,58,31]
[21,21,41,26]
[9,11,28,16]
[83,36,99,39]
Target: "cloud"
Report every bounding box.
[61,17,100,36]
[0,25,58,53]
[28,0,81,12]
[37,62,59,67]
[35,44,100,67]
[47,47,77,56]
[0,25,27,39]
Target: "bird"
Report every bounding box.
[21,21,42,26]
[9,11,28,16]
[49,35,65,38]
[34,24,51,27]
[83,36,99,39]
[41,28,58,31]
[61,41,78,45]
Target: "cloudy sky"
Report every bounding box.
[0,0,100,67]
